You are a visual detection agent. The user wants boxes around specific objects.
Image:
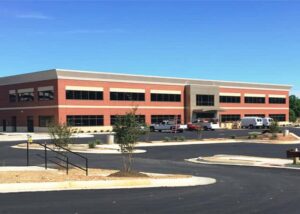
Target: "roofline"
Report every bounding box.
[55,68,293,88]
[0,68,292,89]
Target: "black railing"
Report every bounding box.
[27,141,89,176]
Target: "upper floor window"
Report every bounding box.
[66,90,103,100]
[245,97,265,104]
[38,86,54,101]
[18,88,34,102]
[269,97,286,104]
[221,114,241,122]
[9,90,17,103]
[220,96,240,103]
[196,95,214,106]
[151,93,181,102]
[110,92,145,101]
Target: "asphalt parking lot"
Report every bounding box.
[1,128,300,214]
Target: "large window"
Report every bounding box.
[9,93,17,103]
[38,90,54,101]
[269,114,286,122]
[151,115,181,124]
[110,115,145,126]
[39,116,54,127]
[221,115,241,122]
[196,95,214,106]
[245,97,265,104]
[220,96,240,103]
[66,90,103,100]
[110,92,145,101]
[67,115,104,126]
[245,114,265,118]
[18,92,34,102]
[151,93,181,102]
[269,97,286,104]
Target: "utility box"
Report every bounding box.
[106,134,115,144]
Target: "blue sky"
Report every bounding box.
[0,1,299,94]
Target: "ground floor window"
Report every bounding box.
[269,114,286,122]
[110,115,145,126]
[244,114,265,118]
[220,114,241,122]
[67,115,104,126]
[39,116,54,127]
[151,115,181,124]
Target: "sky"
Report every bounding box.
[0,0,299,94]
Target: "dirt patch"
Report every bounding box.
[108,171,149,178]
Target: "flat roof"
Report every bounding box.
[0,68,292,90]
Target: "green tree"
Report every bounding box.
[289,109,297,123]
[113,108,146,173]
[290,95,300,118]
[48,123,74,147]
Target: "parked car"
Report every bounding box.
[149,120,184,133]
[188,118,220,131]
[241,117,263,129]
[262,117,273,128]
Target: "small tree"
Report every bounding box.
[113,109,145,173]
[269,121,280,134]
[48,123,73,147]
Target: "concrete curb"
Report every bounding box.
[0,175,216,193]
[11,144,146,154]
[185,157,300,171]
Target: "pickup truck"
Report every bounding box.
[150,120,184,133]
[188,118,220,131]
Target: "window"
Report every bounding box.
[9,93,17,102]
[18,92,34,102]
[39,116,54,127]
[151,93,181,102]
[110,92,145,101]
[110,115,145,126]
[245,97,265,104]
[196,95,214,106]
[66,90,103,100]
[219,96,240,103]
[245,114,265,118]
[151,115,181,124]
[221,115,241,122]
[269,97,286,104]
[38,90,54,101]
[269,114,286,122]
[67,115,104,126]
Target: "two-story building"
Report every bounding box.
[0,69,291,132]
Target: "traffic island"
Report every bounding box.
[0,167,216,193]
[186,154,300,170]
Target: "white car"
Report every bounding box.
[241,117,263,129]
[149,120,183,132]
[263,117,273,128]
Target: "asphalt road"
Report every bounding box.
[1,130,300,214]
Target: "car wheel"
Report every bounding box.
[249,125,254,129]
[150,127,155,132]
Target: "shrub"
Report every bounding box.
[94,130,97,133]
[231,135,236,139]
[178,136,186,141]
[89,142,96,148]
[173,136,179,141]
[269,121,280,134]
[95,139,101,145]
[164,137,171,142]
[271,133,278,140]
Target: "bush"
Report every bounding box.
[173,136,179,141]
[269,121,280,134]
[178,136,186,141]
[89,142,96,148]
[164,137,171,142]
[95,139,101,145]
[231,135,236,139]
[271,133,278,140]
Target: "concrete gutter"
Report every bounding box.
[0,175,216,193]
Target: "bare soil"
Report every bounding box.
[0,168,189,184]
[108,171,149,178]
